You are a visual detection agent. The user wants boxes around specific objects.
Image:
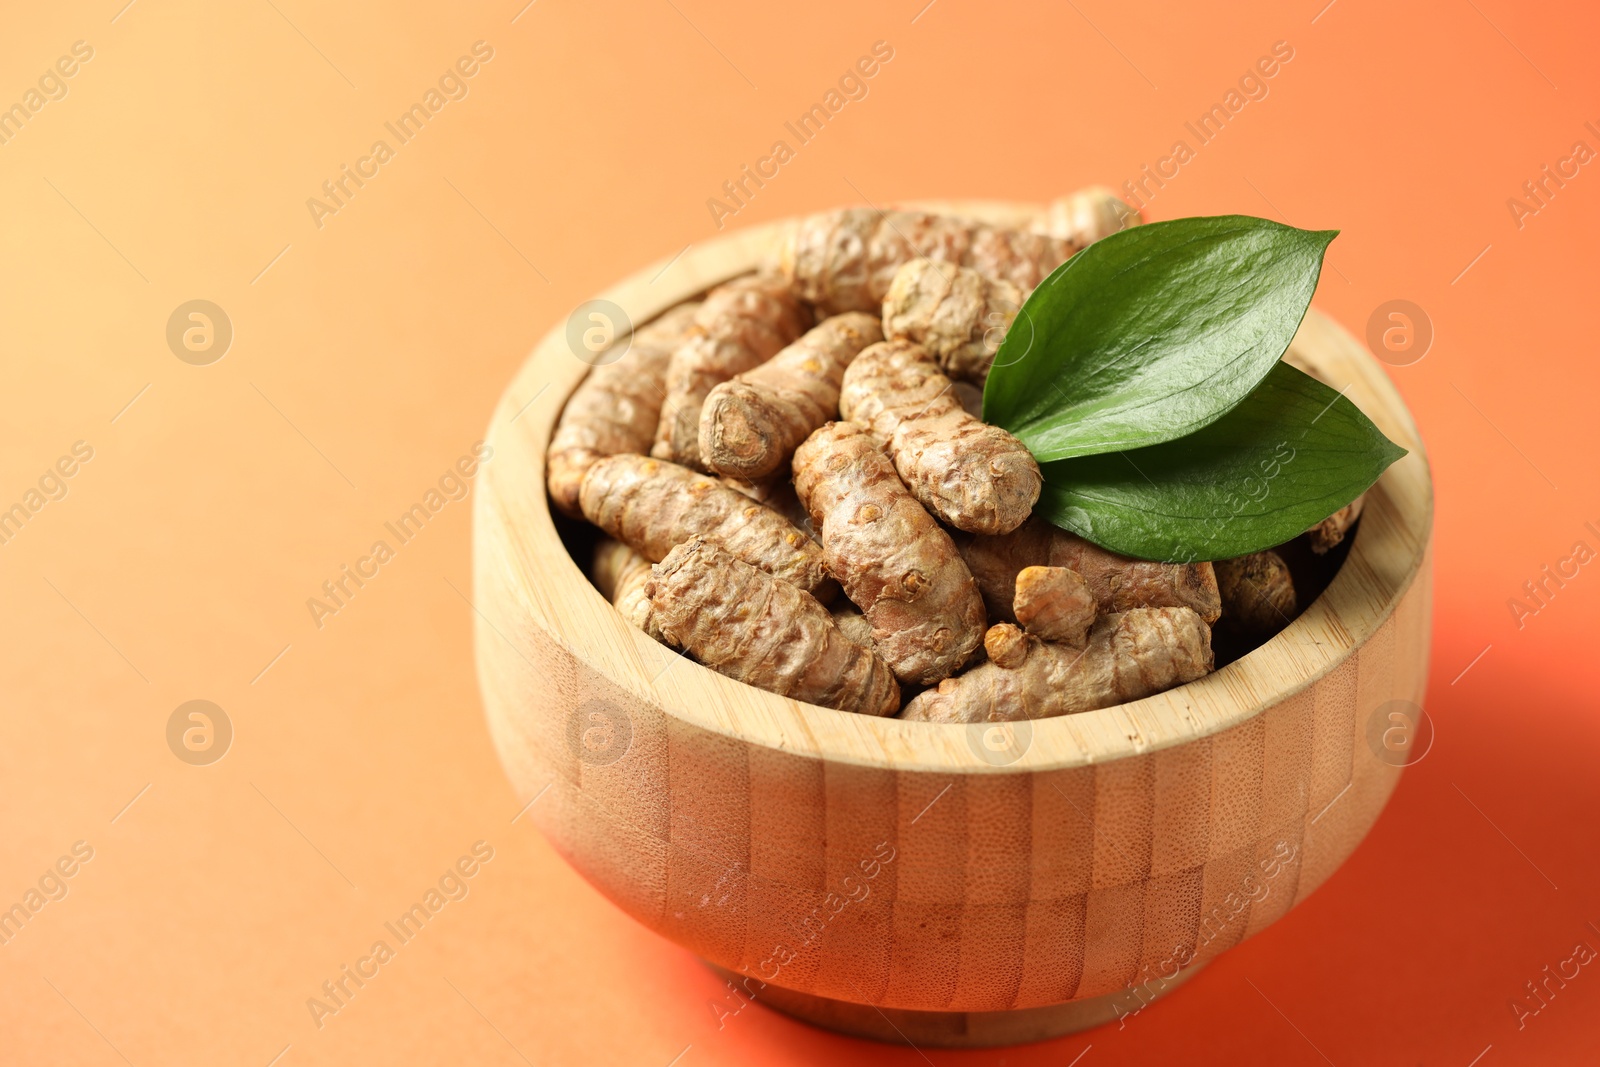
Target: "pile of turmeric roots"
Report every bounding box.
[548,190,1362,721]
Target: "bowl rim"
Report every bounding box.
[476,199,1435,774]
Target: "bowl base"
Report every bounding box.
[704,961,1206,1047]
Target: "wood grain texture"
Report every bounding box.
[473,201,1433,1038]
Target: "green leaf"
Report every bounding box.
[984,215,1337,461]
[1035,363,1408,561]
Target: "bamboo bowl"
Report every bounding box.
[474,201,1433,1046]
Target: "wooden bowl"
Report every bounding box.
[473,201,1433,1046]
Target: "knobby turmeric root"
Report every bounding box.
[716,471,788,506]
[1032,187,1143,245]
[780,207,1077,315]
[1214,550,1297,638]
[901,608,1213,723]
[960,517,1222,624]
[881,258,1023,385]
[647,539,900,716]
[592,538,658,635]
[1013,565,1096,647]
[652,274,808,469]
[579,453,835,599]
[831,605,876,649]
[793,421,986,686]
[1306,494,1365,554]
[699,312,883,480]
[872,191,1139,385]
[546,303,701,517]
[716,472,816,539]
[592,537,651,602]
[983,621,1030,668]
[840,340,1041,535]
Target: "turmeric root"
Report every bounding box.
[652,274,808,469]
[793,421,986,686]
[911,189,1132,416]
[780,207,1076,315]
[901,608,1213,723]
[881,258,1023,385]
[1214,550,1297,639]
[1306,495,1365,554]
[718,472,816,540]
[592,538,658,635]
[647,539,900,716]
[960,517,1222,624]
[579,453,835,599]
[1032,187,1143,246]
[831,604,876,650]
[616,584,656,636]
[1013,565,1096,647]
[718,471,787,505]
[840,340,1041,535]
[546,302,701,517]
[983,621,1029,668]
[593,537,651,602]
[699,313,883,480]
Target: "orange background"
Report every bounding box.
[3,1,1598,1064]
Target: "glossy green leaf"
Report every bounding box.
[984,215,1336,460]
[1035,363,1408,561]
